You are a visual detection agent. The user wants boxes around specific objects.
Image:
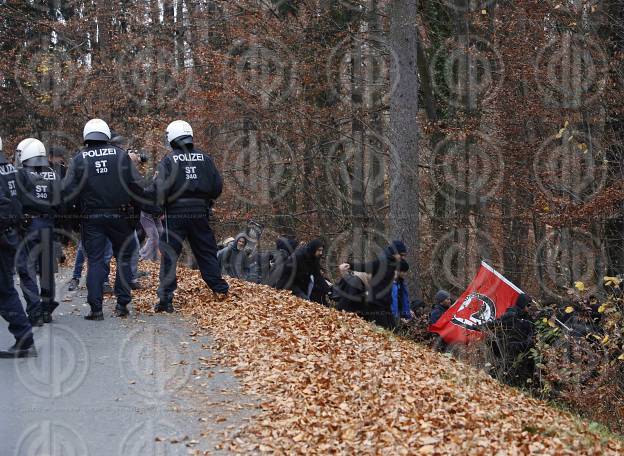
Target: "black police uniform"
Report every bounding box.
[148,142,228,311]
[64,141,143,318]
[15,162,61,324]
[0,153,34,354]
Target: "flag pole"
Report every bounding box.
[480,261,524,294]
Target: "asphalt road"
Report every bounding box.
[0,268,253,456]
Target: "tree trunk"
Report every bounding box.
[389,0,420,296]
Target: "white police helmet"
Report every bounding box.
[166,120,193,147]
[83,118,111,142]
[19,138,49,166]
[15,138,32,166]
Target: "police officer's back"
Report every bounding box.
[0,136,36,358]
[148,120,228,313]
[15,139,61,325]
[64,119,144,320]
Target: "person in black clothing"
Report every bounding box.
[63,119,145,320]
[15,138,62,325]
[339,240,407,329]
[332,271,369,314]
[499,293,535,356]
[269,236,299,290]
[0,137,36,358]
[288,238,325,300]
[146,120,228,313]
[429,290,452,325]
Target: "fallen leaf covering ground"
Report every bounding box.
[127,262,622,455]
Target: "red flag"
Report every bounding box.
[429,262,523,344]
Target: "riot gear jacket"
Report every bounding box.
[148,146,222,211]
[0,153,21,228]
[16,165,61,216]
[64,142,144,213]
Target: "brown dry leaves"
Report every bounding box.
[131,264,622,455]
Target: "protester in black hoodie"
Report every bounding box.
[289,239,325,300]
[339,240,407,329]
[269,236,299,289]
[500,293,534,355]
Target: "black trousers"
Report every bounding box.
[158,212,229,304]
[82,215,136,311]
[16,217,56,318]
[0,229,33,342]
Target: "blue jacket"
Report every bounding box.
[391,280,412,319]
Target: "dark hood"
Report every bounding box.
[304,239,323,257]
[384,240,406,259]
[276,236,299,254]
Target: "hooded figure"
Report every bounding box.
[345,240,406,328]
[499,293,534,355]
[333,270,370,314]
[266,236,299,289]
[288,239,325,300]
[217,234,251,280]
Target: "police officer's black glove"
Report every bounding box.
[19,214,33,233]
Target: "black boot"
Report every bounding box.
[0,337,37,358]
[48,301,60,314]
[84,310,104,321]
[114,304,129,317]
[42,301,59,324]
[154,301,174,313]
[29,313,44,327]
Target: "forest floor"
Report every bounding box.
[128,262,624,455]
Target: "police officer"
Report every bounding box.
[64,119,144,320]
[14,138,29,168]
[148,120,228,313]
[0,136,36,358]
[15,138,61,325]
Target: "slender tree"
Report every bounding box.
[389,0,420,294]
